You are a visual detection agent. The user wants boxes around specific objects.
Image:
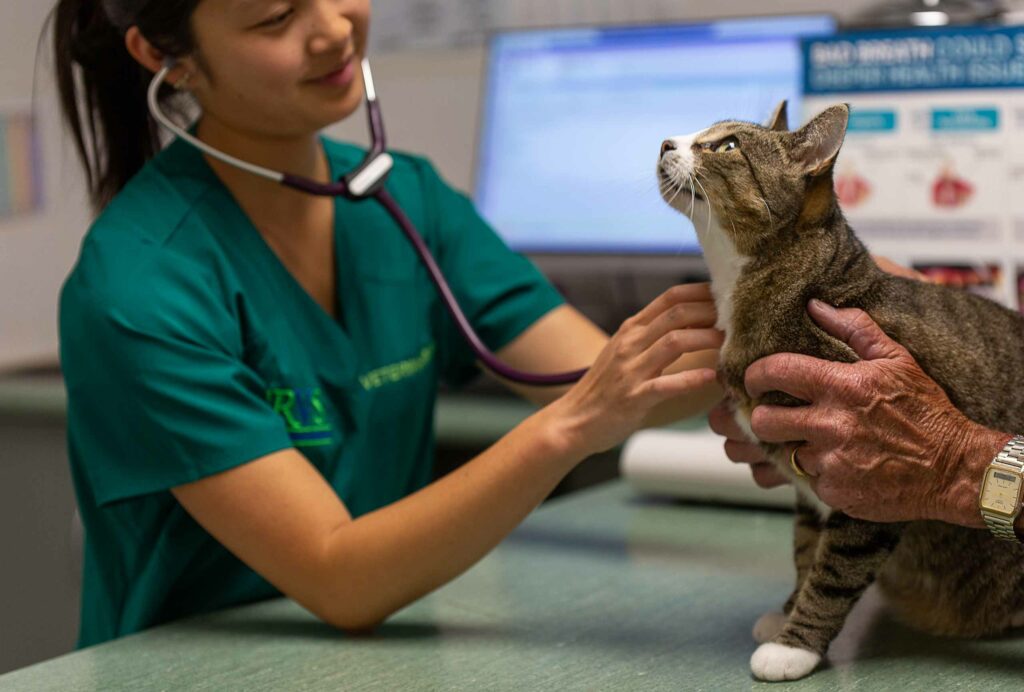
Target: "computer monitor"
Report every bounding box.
[474,15,837,255]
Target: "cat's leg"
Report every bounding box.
[786,499,824,613]
[750,513,902,682]
[752,611,788,646]
[754,499,823,644]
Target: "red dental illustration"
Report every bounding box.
[835,172,872,207]
[932,165,974,208]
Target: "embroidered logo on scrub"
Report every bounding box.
[266,387,334,447]
[358,343,435,391]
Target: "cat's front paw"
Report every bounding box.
[750,642,821,681]
[752,611,787,643]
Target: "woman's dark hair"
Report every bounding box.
[51,0,202,212]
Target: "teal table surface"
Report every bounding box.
[3,482,1022,691]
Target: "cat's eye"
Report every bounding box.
[714,137,740,153]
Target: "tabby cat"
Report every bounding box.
[657,101,1024,681]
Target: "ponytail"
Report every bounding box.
[50,0,200,213]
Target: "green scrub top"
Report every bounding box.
[59,135,564,648]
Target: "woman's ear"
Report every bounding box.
[792,104,849,177]
[124,26,193,86]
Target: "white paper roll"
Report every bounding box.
[620,427,795,508]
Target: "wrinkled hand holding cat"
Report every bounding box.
[714,300,1011,527]
[709,256,931,493]
[748,300,1011,525]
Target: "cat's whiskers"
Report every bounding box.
[639,171,674,199]
[656,176,674,200]
[693,171,734,236]
[688,171,712,237]
[660,172,688,209]
[693,169,710,190]
[756,193,775,231]
[657,177,677,204]
[692,171,714,237]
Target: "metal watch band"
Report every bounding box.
[984,515,1019,541]
[983,435,1024,542]
[994,435,1024,474]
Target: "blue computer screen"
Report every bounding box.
[475,16,836,254]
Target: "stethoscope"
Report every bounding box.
[148,57,586,386]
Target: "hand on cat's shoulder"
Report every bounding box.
[745,301,978,524]
[871,255,929,282]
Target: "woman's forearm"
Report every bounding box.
[175,284,720,634]
[317,343,724,631]
[315,405,583,630]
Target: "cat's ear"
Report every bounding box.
[765,100,789,132]
[792,104,849,177]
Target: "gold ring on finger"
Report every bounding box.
[790,446,809,479]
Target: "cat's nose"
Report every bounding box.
[661,140,677,158]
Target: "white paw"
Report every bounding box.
[752,611,788,644]
[750,642,821,682]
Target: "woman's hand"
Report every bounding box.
[744,300,1009,525]
[708,397,787,488]
[547,284,723,458]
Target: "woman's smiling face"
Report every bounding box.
[186,0,371,138]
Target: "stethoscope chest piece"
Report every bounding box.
[343,152,394,199]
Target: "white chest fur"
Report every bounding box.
[661,129,833,519]
[696,209,833,520]
[695,212,746,343]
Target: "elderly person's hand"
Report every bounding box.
[708,255,929,491]
[744,299,1011,526]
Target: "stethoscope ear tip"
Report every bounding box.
[162,57,177,70]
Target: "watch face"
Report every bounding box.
[980,468,1023,516]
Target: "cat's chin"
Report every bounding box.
[666,201,706,224]
[661,197,697,218]
[659,175,706,219]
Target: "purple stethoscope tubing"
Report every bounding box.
[148,58,587,386]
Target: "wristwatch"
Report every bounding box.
[979,435,1024,542]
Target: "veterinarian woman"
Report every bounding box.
[54,0,724,647]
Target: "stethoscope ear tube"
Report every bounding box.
[147,58,587,386]
[148,63,285,184]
